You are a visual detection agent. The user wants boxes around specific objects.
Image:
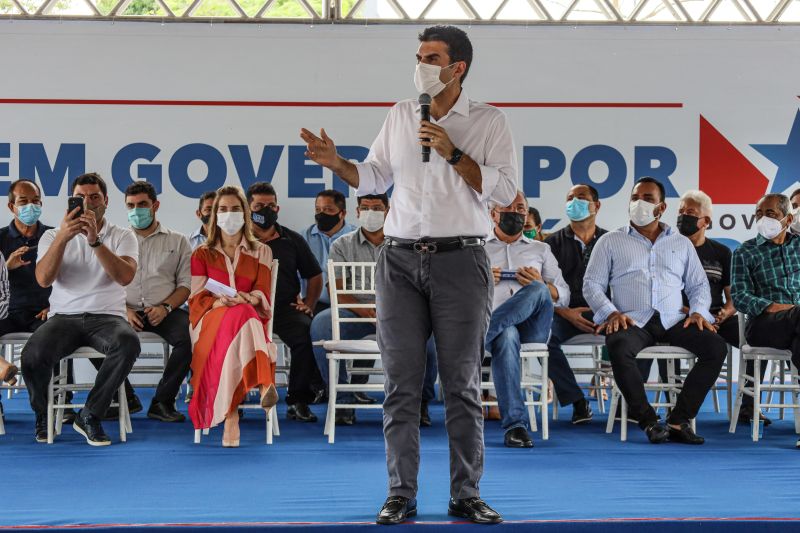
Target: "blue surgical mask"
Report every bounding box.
[565,198,591,222]
[16,204,42,226]
[128,207,154,230]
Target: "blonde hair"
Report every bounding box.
[204,185,259,252]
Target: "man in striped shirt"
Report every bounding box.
[584,177,726,445]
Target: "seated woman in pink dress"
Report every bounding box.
[188,186,278,447]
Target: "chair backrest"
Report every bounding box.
[327,260,377,341]
[266,259,279,341]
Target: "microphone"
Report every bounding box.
[419,93,432,163]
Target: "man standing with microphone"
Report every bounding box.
[301,25,517,525]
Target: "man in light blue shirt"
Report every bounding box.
[301,189,356,312]
[583,177,726,445]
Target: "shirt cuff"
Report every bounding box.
[354,162,378,197]
[592,302,618,325]
[688,306,715,323]
[476,164,500,203]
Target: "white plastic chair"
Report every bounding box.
[1,332,30,401]
[552,333,609,419]
[49,347,131,444]
[729,313,800,441]
[606,345,696,441]
[321,260,382,444]
[194,259,280,445]
[131,331,171,387]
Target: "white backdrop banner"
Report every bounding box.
[1,21,799,247]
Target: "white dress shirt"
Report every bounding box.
[355,90,518,239]
[38,221,139,318]
[485,232,570,311]
[582,223,713,330]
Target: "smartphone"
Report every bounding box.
[136,310,150,327]
[499,270,517,281]
[67,196,84,219]
[22,245,37,261]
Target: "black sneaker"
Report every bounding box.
[102,394,143,420]
[571,398,593,424]
[73,409,111,446]
[34,412,48,443]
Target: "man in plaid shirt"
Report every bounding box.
[731,193,800,440]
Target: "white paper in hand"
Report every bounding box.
[205,278,237,298]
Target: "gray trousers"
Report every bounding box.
[376,243,492,500]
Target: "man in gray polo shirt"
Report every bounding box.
[123,181,193,423]
[310,195,439,426]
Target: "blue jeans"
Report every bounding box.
[546,312,591,407]
[485,283,554,432]
[311,308,438,402]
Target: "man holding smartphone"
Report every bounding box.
[484,191,569,448]
[21,172,140,446]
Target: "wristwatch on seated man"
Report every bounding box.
[162,303,173,314]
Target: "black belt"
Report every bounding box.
[386,236,485,254]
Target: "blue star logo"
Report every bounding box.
[752,110,800,194]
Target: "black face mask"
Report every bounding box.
[200,214,211,226]
[252,207,278,230]
[316,211,341,232]
[677,214,701,237]
[498,212,526,237]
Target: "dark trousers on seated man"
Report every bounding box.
[605,311,727,427]
[273,305,320,407]
[744,307,800,400]
[485,282,553,432]
[21,313,140,419]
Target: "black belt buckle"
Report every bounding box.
[413,241,438,254]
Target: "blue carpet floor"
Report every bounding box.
[1,388,800,531]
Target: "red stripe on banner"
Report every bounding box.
[0,98,682,109]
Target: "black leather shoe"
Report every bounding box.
[73,409,111,446]
[504,426,534,448]
[312,387,328,405]
[61,408,78,425]
[287,403,318,422]
[420,401,432,427]
[448,497,503,524]
[738,405,772,427]
[103,394,143,420]
[376,496,416,525]
[335,409,356,426]
[353,392,377,404]
[644,422,669,444]
[35,412,48,443]
[668,422,704,444]
[571,398,593,424]
[148,401,186,423]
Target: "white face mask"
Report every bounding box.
[359,210,385,233]
[414,62,456,97]
[757,215,787,240]
[790,208,800,234]
[629,199,660,227]
[216,211,245,236]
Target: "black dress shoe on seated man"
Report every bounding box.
[448,497,503,524]
[34,412,48,443]
[147,401,186,423]
[571,398,593,424]
[504,426,533,448]
[353,392,377,404]
[376,496,416,525]
[287,402,317,422]
[103,394,143,420]
[644,422,669,444]
[667,422,704,444]
[73,409,111,446]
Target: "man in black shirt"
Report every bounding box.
[0,179,52,337]
[246,182,323,423]
[544,184,607,424]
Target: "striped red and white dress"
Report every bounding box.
[188,239,277,430]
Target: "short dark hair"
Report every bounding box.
[246,182,277,203]
[357,194,389,209]
[317,189,346,212]
[124,180,157,203]
[8,179,41,204]
[790,188,800,201]
[573,183,600,202]
[418,25,473,83]
[198,190,217,210]
[71,172,107,197]
[759,193,791,217]
[634,177,666,203]
[528,206,542,226]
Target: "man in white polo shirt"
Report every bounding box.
[22,173,140,446]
